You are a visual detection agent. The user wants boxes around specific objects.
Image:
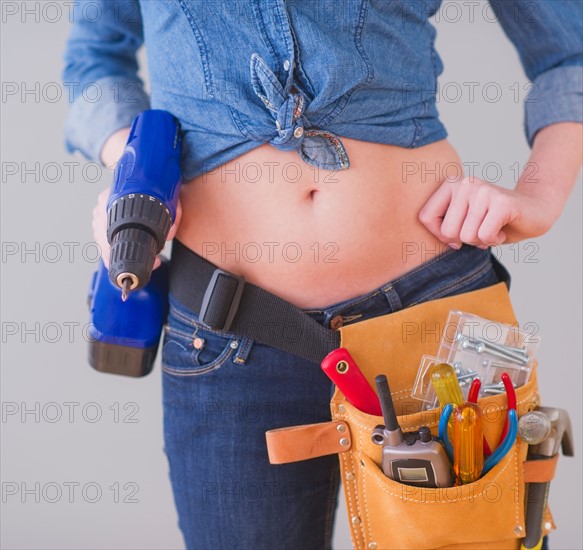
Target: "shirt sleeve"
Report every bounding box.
[489,0,583,146]
[62,0,150,163]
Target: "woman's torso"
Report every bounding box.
[138,0,460,307]
[177,138,463,308]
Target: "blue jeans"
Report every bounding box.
[162,245,507,549]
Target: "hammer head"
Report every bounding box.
[529,407,574,458]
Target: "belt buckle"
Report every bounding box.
[199,268,246,332]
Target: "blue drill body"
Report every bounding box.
[107,110,182,218]
[88,110,182,377]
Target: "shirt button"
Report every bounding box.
[283,59,291,71]
[293,126,304,138]
[330,315,343,329]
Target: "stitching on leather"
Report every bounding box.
[359,431,373,545]
[341,451,361,548]
[343,389,536,434]
[514,443,521,528]
[364,450,514,503]
[335,404,363,548]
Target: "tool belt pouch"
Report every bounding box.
[266,282,557,549]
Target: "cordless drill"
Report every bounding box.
[87,110,183,377]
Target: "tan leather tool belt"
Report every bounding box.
[266,282,558,549]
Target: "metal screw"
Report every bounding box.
[483,380,517,395]
[337,424,346,432]
[368,543,378,549]
[351,516,361,525]
[461,337,528,366]
[339,437,349,446]
[477,339,528,362]
[345,472,355,481]
[457,371,478,381]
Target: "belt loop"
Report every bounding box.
[233,337,254,365]
[382,284,402,312]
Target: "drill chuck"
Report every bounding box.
[107,194,172,294]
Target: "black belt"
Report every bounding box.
[169,240,341,364]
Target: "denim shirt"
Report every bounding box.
[63,0,583,180]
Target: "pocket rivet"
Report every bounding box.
[351,516,361,525]
[230,340,239,349]
[336,424,346,432]
[368,543,377,550]
[345,472,355,481]
[193,337,204,350]
[339,437,349,446]
[514,526,524,536]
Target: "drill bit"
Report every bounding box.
[121,278,132,302]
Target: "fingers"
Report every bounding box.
[92,188,111,268]
[153,200,182,271]
[418,178,455,244]
[477,207,508,246]
[459,191,489,248]
[440,183,471,249]
[167,199,182,241]
[419,177,513,249]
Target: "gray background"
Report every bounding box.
[1,2,581,548]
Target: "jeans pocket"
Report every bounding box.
[161,306,237,377]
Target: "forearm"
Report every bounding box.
[515,122,583,221]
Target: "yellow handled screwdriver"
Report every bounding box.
[430,363,464,407]
[452,402,484,484]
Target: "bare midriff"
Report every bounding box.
[176,137,463,309]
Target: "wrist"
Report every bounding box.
[515,122,582,218]
[100,127,131,169]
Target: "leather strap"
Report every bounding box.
[523,454,559,483]
[265,421,351,464]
